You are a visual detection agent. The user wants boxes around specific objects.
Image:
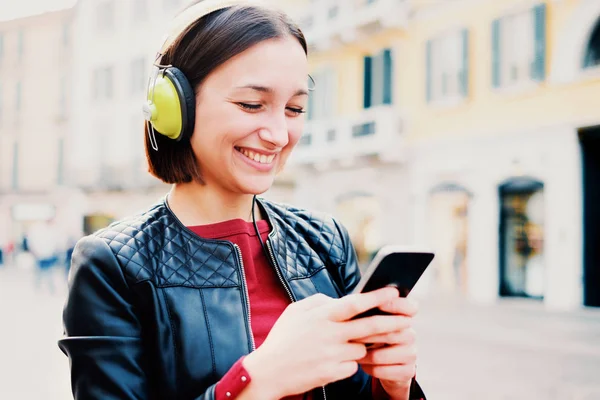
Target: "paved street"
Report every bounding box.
[1,263,599,399]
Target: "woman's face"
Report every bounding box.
[191,36,309,195]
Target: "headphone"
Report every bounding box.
[143,0,251,150]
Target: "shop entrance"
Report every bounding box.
[580,127,600,307]
[499,178,545,299]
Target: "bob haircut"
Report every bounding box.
[144,3,308,184]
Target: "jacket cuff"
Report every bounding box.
[214,357,252,400]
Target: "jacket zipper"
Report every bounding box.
[266,240,295,301]
[234,244,256,351]
[266,240,327,400]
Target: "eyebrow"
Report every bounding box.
[235,84,309,97]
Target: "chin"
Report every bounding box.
[236,175,275,195]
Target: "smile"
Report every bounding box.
[235,147,276,165]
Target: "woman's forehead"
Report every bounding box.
[209,37,309,89]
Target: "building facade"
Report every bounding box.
[2,0,599,310]
[283,0,413,271]
[0,8,78,249]
[283,0,600,310]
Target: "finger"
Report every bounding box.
[358,344,417,366]
[325,287,399,322]
[342,315,411,341]
[323,361,360,385]
[340,343,368,362]
[353,328,416,345]
[292,293,332,311]
[377,298,418,317]
[360,364,416,382]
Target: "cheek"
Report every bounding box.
[286,122,305,148]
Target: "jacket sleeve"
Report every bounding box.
[332,219,427,400]
[58,235,220,400]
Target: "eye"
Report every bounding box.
[286,107,306,116]
[237,102,263,111]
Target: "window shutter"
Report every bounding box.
[492,19,501,88]
[383,48,393,105]
[531,3,546,81]
[363,55,372,109]
[461,29,469,97]
[426,40,432,102]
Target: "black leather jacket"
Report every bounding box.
[59,197,426,400]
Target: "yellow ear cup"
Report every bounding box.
[148,73,184,140]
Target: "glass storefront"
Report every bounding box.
[499,178,545,299]
[427,185,470,295]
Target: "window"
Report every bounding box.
[307,68,336,121]
[133,0,148,22]
[62,22,70,46]
[130,57,147,94]
[15,81,22,112]
[298,134,312,147]
[363,48,393,109]
[57,138,65,185]
[59,77,67,116]
[492,4,546,87]
[17,30,24,61]
[92,67,114,101]
[12,141,19,190]
[583,19,600,69]
[426,29,469,103]
[97,1,115,31]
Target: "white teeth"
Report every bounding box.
[237,148,276,164]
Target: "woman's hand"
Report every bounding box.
[354,297,419,399]
[240,287,405,400]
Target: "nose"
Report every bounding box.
[258,111,289,149]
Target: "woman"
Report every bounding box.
[59,1,426,399]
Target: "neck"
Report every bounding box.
[168,182,258,226]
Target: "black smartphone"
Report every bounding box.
[351,246,435,319]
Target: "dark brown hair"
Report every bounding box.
[145,3,308,184]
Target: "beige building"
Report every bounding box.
[0,7,77,247]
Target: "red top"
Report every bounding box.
[188,218,392,400]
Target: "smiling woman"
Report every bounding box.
[58,1,426,400]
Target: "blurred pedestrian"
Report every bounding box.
[28,220,59,294]
[59,2,426,400]
[5,240,14,267]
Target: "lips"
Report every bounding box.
[235,147,276,165]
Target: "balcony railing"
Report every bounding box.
[289,105,406,168]
[296,0,409,51]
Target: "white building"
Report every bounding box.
[0,7,79,248]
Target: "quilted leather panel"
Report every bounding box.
[94,203,240,288]
[91,197,347,288]
[262,200,346,281]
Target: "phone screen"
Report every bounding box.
[351,247,434,319]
